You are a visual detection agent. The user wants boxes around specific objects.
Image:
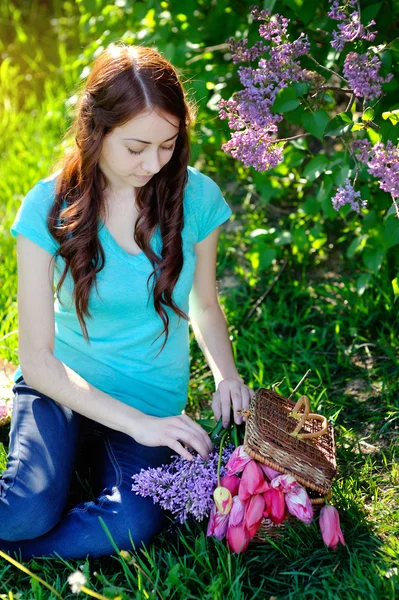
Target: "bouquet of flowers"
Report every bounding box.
[0,398,12,427]
[131,415,345,554]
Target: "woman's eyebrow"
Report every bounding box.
[123,133,179,144]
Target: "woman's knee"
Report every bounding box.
[108,487,168,551]
[0,488,63,541]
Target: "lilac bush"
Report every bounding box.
[218,6,318,172]
[328,0,376,51]
[218,3,397,219]
[217,1,398,292]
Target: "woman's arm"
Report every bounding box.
[189,227,254,426]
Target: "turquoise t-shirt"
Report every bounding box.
[10,166,233,417]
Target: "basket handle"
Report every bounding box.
[288,395,329,440]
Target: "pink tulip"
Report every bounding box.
[263,487,287,524]
[229,496,246,527]
[259,463,282,481]
[254,478,270,494]
[245,494,266,538]
[319,505,345,550]
[238,461,264,501]
[285,485,313,524]
[226,522,251,554]
[225,445,253,475]
[206,504,229,540]
[220,474,240,497]
[213,486,233,515]
[271,474,298,493]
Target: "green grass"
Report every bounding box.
[0,262,398,599]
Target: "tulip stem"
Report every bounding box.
[217,429,230,487]
[233,423,239,448]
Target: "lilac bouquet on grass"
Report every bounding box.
[131,442,235,525]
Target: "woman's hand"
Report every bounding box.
[130,413,214,461]
[212,377,255,428]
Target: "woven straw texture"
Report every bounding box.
[243,388,336,495]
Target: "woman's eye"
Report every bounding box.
[127,145,175,156]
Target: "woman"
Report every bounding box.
[1,43,254,560]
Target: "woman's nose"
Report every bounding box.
[141,150,161,174]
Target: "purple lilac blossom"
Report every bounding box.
[131,444,235,524]
[328,0,376,51]
[343,52,393,102]
[218,6,319,172]
[331,178,367,213]
[352,139,399,199]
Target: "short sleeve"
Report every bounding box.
[191,172,233,243]
[10,179,59,256]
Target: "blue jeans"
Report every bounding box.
[0,376,175,560]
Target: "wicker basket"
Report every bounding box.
[238,387,336,541]
[242,388,336,495]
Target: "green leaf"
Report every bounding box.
[392,276,399,297]
[382,109,399,125]
[303,155,329,182]
[259,247,277,269]
[284,104,305,125]
[324,112,353,137]
[356,273,372,295]
[361,2,382,22]
[274,231,292,246]
[301,110,330,140]
[363,246,384,273]
[380,50,392,71]
[292,82,309,97]
[362,107,375,121]
[386,203,399,218]
[383,215,399,249]
[271,87,300,113]
[346,235,367,259]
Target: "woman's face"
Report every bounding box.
[98,109,180,194]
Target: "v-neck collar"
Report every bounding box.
[98,218,147,264]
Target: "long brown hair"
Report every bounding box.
[47,43,197,355]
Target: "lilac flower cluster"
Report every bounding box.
[131,444,235,524]
[328,0,376,51]
[343,52,393,102]
[331,178,367,213]
[352,139,399,199]
[218,6,318,172]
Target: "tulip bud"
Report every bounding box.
[213,486,233,515]
[238,460,265,501]
[271,474,297,493]
[264,487,287,524]
[229,496,246,527]
[285,485,313,524]
[226,522,250,554]
[319,505,345,550]
[259,463,282,481]
[225,445,253,475]
[207,504,229,540]
[220,474,240,497]
[245,494,266,538]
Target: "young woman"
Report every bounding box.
[1,43,254,560]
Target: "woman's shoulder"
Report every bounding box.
[185,166,224,214]
[186,165,221,194]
